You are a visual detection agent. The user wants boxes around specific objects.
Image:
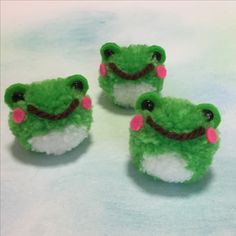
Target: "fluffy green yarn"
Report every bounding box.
[98,42,166,107]
[4,75,92,151]
[129,92,221,183]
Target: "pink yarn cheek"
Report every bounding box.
[99,64,107,76]
[206,127,218,144]
[81,96,92,110]
[130,115,143,131]
[156,65,167,79]
[12,108,26,124]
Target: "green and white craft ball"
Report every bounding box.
[5,75,93,155]
[129,92,221,183]
[98,42,167,108]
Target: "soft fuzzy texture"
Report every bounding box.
[28,125,88,155]
[5,75,93,155]
[129,92,221,183]
[113,82,156,107]
[142,153,193,183]
[98,43,166,108]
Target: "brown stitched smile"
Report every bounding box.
[108,63,154,80]
[146,116,205,141]
[27,99,79,120]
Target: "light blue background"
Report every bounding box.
[1,2,236,236]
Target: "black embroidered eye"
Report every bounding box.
[141,100,155,111]
[152,52,162,62]
[104,49,114,58]
[203,109,214,121]
[71,80,83,90]
[12,92,24,102]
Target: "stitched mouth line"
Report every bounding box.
[27,99,79,120]
[108,63,154,80]
[146,116,205,141]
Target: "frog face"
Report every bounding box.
[129,92,221,183]
[5,75,92,155]
[98,43,167,108]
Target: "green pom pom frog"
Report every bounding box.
[98,43,167,108]
[129,92,221,183]
[4,75,92,155]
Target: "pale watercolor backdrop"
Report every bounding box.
[1,2,236,236]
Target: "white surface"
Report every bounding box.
[28,125,88,155]
[142,153,193,183]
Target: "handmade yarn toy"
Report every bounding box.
[129,92,221,183]
[98,42,167,108]
[4,75,92,155]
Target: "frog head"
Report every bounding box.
[98,43,167,108]
[5,75,92,155]
[131,92,221,143]
[130,92,221,183]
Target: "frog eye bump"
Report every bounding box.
[152,51,162,62]
[71,80,83,91]
[104,49,114,59]
[141,99,155,111]
[202,109,214,122]
[12,91,25,103]
[135,92,160,111]
[149,45,166,64]
[100,42,120,60]
[5,83,28,108]
[197,103,221,128]
[66,74,89,95]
